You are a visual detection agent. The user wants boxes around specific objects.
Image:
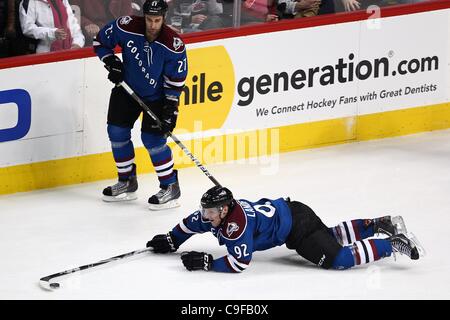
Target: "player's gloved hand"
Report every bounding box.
[181,251,213,271]
[103,55,124,84]
[146,232,178,253]
[160,99,178,134]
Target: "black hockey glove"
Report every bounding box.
[181,251,213,271]
[159,99,179,134]
[103,55,124,84]
[146,232,178,253]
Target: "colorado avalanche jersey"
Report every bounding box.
[94,16,187,102]
[171,198,293,273]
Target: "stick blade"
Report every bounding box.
[39,279,60,291]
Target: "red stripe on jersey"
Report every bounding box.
[225,256,239,273]
[175,219,191,235]
[351,220,361,241]
[353,244,361,265]
[335,226,343,243]
[368,240,380,261]
[175,224,187,235]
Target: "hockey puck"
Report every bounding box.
[50,283,60,289]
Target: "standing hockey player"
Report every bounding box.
[94,0,187,210]
[146,186,424,272]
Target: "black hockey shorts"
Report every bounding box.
[285,201,342,269]
[107,86,165,134]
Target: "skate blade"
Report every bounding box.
[407,232,426,257]
[102,192,138,202]
[392,216,408,235]
[148,199,180,211]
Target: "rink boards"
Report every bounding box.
[0,3,449,195]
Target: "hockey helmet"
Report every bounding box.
[200,186,233,210]
[143,0,168,16]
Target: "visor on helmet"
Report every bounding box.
[200,205,222,219]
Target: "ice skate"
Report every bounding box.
[373,215,407,236]
[388,233,420,260]
[102,165,138,202]
[148,175,180,210]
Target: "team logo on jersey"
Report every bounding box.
[119,16,132,25]
[226,222,239,237]
[173,37,184,51]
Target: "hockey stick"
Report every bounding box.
[39,247,152,291]
[119,81,222,187]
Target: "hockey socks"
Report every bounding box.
[332,239,392,269]
[107,125,135,180]
[142,132,176,186]
[330,219,377,245]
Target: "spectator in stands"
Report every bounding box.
[335,0,417,12]
[216,0,272,25]
[336,0,414,12]
[166,0,226,33]
[318,0,335,15]
[1,0,38,57]
[1,0,11,57]
[275,0,322,19]
[19,0,84,53]
[241,0,272,23]
[191,0,225,31]
[340,0,360,11]
[70,0,134,46]
[235,0,322,23]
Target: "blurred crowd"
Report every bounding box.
[0,0,427,58]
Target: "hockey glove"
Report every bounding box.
[181,251,213,271]
[103,55,124,84]
[160,99,179,134]
[146,232,178,253]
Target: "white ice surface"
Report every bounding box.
[1,130,450,300]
